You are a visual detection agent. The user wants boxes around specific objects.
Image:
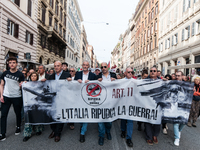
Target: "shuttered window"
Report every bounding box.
[12,0,20,6]
[42,7,46,24]
[27,0,32,17]
[26,30,33,45]
[7,19,19,38]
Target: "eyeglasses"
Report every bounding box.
[70,70,74,72]
[127,71,133,74]
[101,66,107,69]
[150,70,157,72]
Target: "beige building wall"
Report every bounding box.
[158,0,200,76]
[0,0,38,70]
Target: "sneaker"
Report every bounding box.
[163,128,167,135]
[0,135,6,141]
[192,122,197,127]
[15,127,21,135]
[174,138,179,146]
[187,122,192,127]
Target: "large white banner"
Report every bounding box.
[22,79,194,125]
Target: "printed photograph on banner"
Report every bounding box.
[137,80,194,124]
[22,80,58,124]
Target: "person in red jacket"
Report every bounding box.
[187,76,200,127]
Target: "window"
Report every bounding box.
[11,0,20,6]
[165,39,167,49]
[72,54,73,60]
[49,0,54,8]
[150,41,152,51]
[59,25,62,35]
[70,38,74,48]
[63,29,66,39]
[55,1,59,15]
[49,12,52,26]
[155,3,158,15]
[174,33,178,45]
[76,57,78,63]
[192,22,196,36]
[155,21,157,31]
[64,0,66,11]
[159,42,163,52]
[183,0,186,12]
[182,29,185,41]
[168,38,170,49]
[152,9,154,19]
[67,50,69,57]
[54,19,58,31]
[148,28,150,37]
[64,15,66,26]
[60,0,63,5]
[174,5,178,21]
[27,0,32,17]
[7,19,19,38]
[26,31,33,45]
[60,8,63,21]
[148,13,151,23]
[183,0,191,12]
[185,26,190,39]
[155,36,157,47]
[42,6,46,24]
[40,34,46,48]
[167,12,171,26]
[151,24,153,34]
[197,19,200,34]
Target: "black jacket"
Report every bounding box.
[97,72,117,79]
[74,71,97,81]
[49,71,71,80]
[44,73,50,80]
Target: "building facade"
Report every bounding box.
[129,15,136,69]
[133,0,159,74]
[87,45,94,68]
[80,24,88,66]
[65,0,83,69]
[158,0,200,75]
[37,0,67,65]
[0,0,38,70]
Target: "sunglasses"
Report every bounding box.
[70,70,74,72]
[101,66,107,69]
[127,71,133,74]
[150,70,157,72]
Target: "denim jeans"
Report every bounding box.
[80,123,88,135]
[1,96,23,135]
[98,122,112,138]
[121,119,133,140]
[173,123,185,139]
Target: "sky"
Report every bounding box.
[77,0,139,63]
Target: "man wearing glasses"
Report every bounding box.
[69,68,76,80]
[74,60,97,143]
[97,62,117,146]
[144,67,161,145]
[120,68,134,147]
[173,71,185,146]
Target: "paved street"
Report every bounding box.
[0,107,200,150]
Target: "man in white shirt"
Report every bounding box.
[120,68,134,147]
[97,62,117,146]
[38,65,49,81]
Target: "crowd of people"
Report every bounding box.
[0,56,199,148]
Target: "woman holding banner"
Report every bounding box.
[23,72,44,142]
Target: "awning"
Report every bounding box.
[19,60,40,65]
[167,63,200,69]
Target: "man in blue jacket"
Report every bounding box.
[74,60,97,143]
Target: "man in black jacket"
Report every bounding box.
[74,60,97,143]
[48,61,71,142]
[97,62,117,146]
